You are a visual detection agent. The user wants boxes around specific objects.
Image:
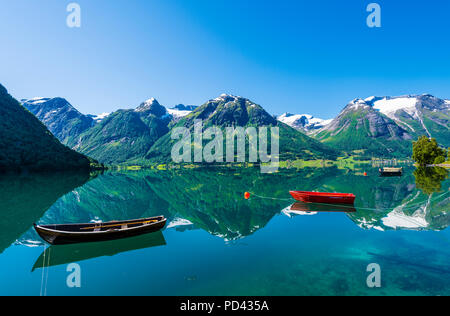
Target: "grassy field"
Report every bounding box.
[106,156,414,172]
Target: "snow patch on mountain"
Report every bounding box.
[277,113,331,132]
[89,112,110,123]
[382,210,428,229]
[347,98,371,110]
[281,205,317,217]
[214,93,241,102]
[167,217,194,229]
[22,97,50,105]
[381,193,430,230]
[372,97,418,119]
[135,98,160,112]
[167,108,191,118]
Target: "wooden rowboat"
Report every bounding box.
[290,191,356,205]
[34,216,167,245]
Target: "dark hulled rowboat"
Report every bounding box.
[290,191,356,205]
[34,216,167,245]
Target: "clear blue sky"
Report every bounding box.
[1,0,449,118]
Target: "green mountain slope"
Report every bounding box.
[22,97,95,146]
[405,95,450,147]
[73,98,171,164]
[314,99,413,157]
[147,94,339,163]
[315,95,450,158]
[0,172,91,252]
[0,84,91,172]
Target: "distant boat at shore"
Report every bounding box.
[379,167,403,177]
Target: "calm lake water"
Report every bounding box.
[0,166,449,296]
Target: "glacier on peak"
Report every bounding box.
[277,113,331,132]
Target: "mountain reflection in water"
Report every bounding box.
[1,166,448,247]
[0,166,449,296]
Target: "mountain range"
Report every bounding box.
[13,87,450,166]
[281,94,450,157]
[146,94,339,163]
[22,92,339,164]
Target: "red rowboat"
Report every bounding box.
[290,191,356,205]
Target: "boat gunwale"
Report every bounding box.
[290,191,356,198]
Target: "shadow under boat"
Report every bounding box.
[283,202,357,217]
[32,231,166,272]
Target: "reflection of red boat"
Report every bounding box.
[290,202,356,213]
[290,191,356,205]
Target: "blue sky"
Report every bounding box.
[1,0,449,118]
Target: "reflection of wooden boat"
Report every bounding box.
[379,167,403,177]
[290,202,356,213]
[34,216,166,245]
[290,191,356,205]
[32,231,166,271]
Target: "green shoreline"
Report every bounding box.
[104,156,415,172]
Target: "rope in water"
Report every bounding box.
[39,244,46,297]
[44,246,51,296]
[249,192,292,202]
[248,189,450,213]
[39,245,51,296]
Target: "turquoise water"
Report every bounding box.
[0,166,449,296]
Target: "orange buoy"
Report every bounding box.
[245,192,251,200]
[364,172,368,177]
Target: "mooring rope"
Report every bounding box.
[248,192,292,202]
[248,189,450,213]
[39,244,48,297]
[44,246,51,297]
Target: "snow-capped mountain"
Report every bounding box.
[74,97,172,164]
[146,93,339,162]
[364,94,450,142]
[166,104,197,119]
[314,94,450,156]
[277,113,332,133]
[22,97,95,146]
[135,98,167,116]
